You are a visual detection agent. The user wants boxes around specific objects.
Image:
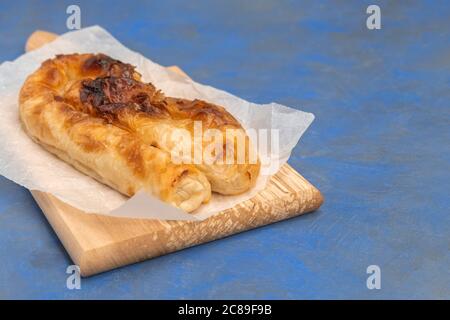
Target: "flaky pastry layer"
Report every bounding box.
[19,54,260,212]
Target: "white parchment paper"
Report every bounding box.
[0,26,314,220]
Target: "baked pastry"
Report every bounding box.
[19,53,260,212]
[79,77,260,195]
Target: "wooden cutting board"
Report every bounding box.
[25,30,324,277]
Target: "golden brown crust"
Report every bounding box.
[76,74,260,195]
[19,53,260,213]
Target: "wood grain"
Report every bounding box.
[26,31,323,276]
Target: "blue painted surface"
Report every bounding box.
[0,0,449,299]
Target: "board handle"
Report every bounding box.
[25,30,190,78]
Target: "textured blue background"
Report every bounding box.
[0,0,449,299]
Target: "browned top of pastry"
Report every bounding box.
[81,54,137,78]
[21,53,241,131]
[39,54,235,129]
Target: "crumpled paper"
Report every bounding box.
[0,26,314,221]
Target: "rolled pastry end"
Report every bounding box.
[199,162,261,196]
[168,169,211,213]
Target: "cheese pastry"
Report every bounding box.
[19,54,260,212]
[78,76,261,195]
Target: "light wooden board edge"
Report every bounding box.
[31,164,323,276]
[25,30,324,276]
